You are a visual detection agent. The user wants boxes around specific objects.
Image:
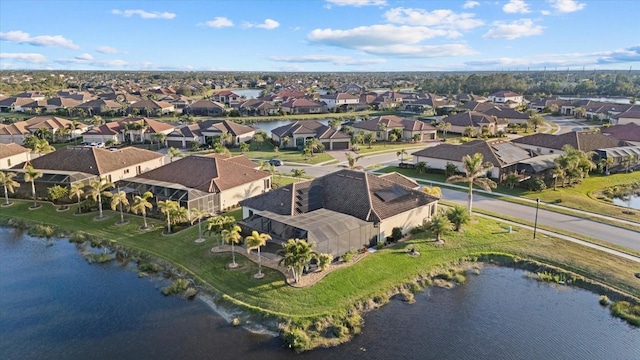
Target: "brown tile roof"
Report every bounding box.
[14,146,163,175]
[0,116,78,135]
[601,123,640,142]
[239,169,437,222]
[271,121,350,140]
[119,117,175,133]
[189,99,226,109]
[442,111,502,127]
[511,131,628,152]
[136,155,269,193]
[353,115,436,132]
[0,143,30,158]
[378,172,419,189]
[129,99,174,109]
[204,153,259,169]
[75,98,122,110]
[412,139,531,167]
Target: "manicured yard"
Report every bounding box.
[352,142,424,155]
[2,200,638,320]
[227,143,334,165]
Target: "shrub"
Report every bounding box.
[610,301,640,327]
[317,253,333,272]
[452,274,466,284]
[332,324,348,338]
[391,227,403,241]
[161,278,190,295]
[341,250,355,263]
[599,295,611,306]
[29,224,56,238]
[85,253,113,264]
[345,313,363,335]
[282,327,311,352]
[524,177,547,192]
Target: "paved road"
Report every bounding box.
[442,188,640,252]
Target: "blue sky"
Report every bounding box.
[1,0,639,72]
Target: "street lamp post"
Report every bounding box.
[533,198,540,239]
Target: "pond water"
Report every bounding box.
[558,96,633,104]
[612,193,640,210]
[1,228,638,360]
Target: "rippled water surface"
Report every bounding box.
[1,228,638,360]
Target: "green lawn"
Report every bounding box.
[227,143,334,165]
[353,142,424,155]
[2,200,638,320]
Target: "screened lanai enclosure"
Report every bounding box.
[116,177,218,214]
[240,208,377,258]
[12,170,96,199]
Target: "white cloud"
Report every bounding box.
[383,8,484,32]
[483,19,544,40]
[243,19,280,30]
[503,0,531,14]
[203,17,234,28]
[463,1,480,9]
[97,46,119,54]
[0,52,47,63]
[548,0,586,13]
[309,25,450,48]
[541,10,551,15]
[358,43,477,58]
[111,9,176,19]
[0,30,79,49]
[75,53,93,61]
[325,0,387,7]
[269,54,385,66]
[56,57,128,68]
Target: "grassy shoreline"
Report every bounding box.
[1,200,639,351]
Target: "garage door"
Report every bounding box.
[321,142,330,150]
[166,140,184,148]
[331,141,349,150]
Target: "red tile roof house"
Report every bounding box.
[441,111,509,136]
[165,120,255,149]
[184,99,226,116]
[0,116,88,145]
[511,131,629,155]
[10,146,165,199]
[412,139,532,182]
[81,117,175,145]
[239,169,439,257]
[487,91,524,108]
[117,154,271,214]
[0,143,30,169]
[127,99,175,117]
[211,90,242,105]
[271,121,351,150]
[281,98,327,114]
[352,115,437,142]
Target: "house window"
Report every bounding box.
[248,210,254,217]
[124,169,129,174]
[6,159,10,167]
[136,166,142,175]
[549,150,554,154]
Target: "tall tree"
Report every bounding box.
[277,238,317,284]
[396,148,408,164]
[245,231,272,278]
[69,182,85,214]
[189,208,209,242]
[158,199,179,234]
[32,138,55,157]
[132,191,154,229]
[87,177,114,219]
[446,153,497,213]
[599,157,615,175]
[167,147,182,162]
[0,171,20,206]
[110,190,130,224]
[221,225,243,268]
[23,165,43,208]
[206,215,236,247]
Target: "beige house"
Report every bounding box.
[352,115,437,142]
[165,120,256,149]
[0,116,88,145]
[487,91,524,107]
[613,110,640,125]
[10,146,165,199]
[82,117,175,145]
[271,121,351,150]
[239,169,438,257]
[117,154,270,214]
[511,131,628,155]
[0,143,30,169]
[442,111,508,136]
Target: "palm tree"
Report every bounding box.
[132,191,154,229]
[290,168,306,181]
[158,200,179,234]
[87,177,114,219]
[23,165,43,208]
[220,131,233,147]
[167,147,182,162]
[65,120,84,144]
[437,121,451,140]
[528,114,545,132]
[621,155,635,173]
[189,208,209,242]
[245,231,272,278]
[396,148,408,164]
[32,138,55,157]
[376,122,387,141]
[363,132,375,148]
[277,238,317,284]
[415,161,427,174]
[205,215,236,247]
[551,166,564,191]
[281,135,290,148]
[0,171,20,206]
[221,225,243,268]
[446,205,471,232]
[504,172,520,190]
[425,213,452,242]
[446,153,497,213]
[110,189,130,224]
[344,152,363,170]
[599,157,615,175]
[69,182,85,214]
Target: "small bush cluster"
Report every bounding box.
[85,253,113,264]
[609,301,640,327]
[28,224,56,238]
[281,327,312,353]
[162,278,190,296]
[599,295,611,306]
[341,250,355,263]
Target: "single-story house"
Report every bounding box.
[211,90,242,105]
[82,117,175,144]
[461,102,530,124]
[412,139,532,182]
[0,97,41,112]
[10,146,165,198]
[185,99,226,116]
[511,131,629,155]
[440,111,508,136]
[352,115,437,142]
[601,123,640,146]
[127,99,175,116]
[239,169,439,257]
[271,121,351,150]
[515,154,560,178]
[593,146,640,173]
[281,98,327,114]
[165,120,255,149]
[117,154,270,214]
[613,110,640,125]
[74,98,124,116]
[0,143,31,169]
[238,99,278,116]
[0,116,88,145]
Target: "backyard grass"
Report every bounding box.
[2,200,638,320]
[352,142,424,155]
[226,142,334,165]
